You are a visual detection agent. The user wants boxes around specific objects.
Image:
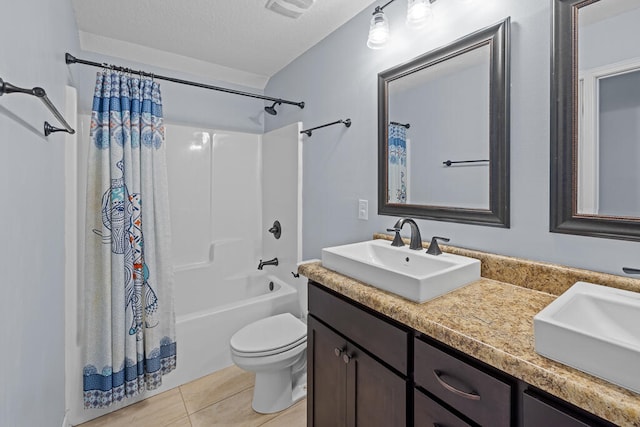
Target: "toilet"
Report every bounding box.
[230,313,307,413]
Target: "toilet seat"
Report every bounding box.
[230,313,307,357]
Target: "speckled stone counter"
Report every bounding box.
[299,238,640,426]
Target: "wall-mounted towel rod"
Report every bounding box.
[390,121,410,129]
[443,159,489,167]
[300,118,351,137]
[65,53,305,110]
[0,77,75,136]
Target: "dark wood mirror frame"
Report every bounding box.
[550,0,640,241]
[378,18,510,228]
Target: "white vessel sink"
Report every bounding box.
[321,239,480,303]
[534,281,640,393]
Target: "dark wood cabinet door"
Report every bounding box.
[308,316,348,427]
[345,343,407,427]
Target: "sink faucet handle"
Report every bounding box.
[426,236,450,256]
[386,228,404,247]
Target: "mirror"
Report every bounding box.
[378,18,510,227]
[551,0,640,240]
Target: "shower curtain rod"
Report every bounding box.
[65,53,305,109]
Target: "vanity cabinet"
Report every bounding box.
[307,282,409,427]
[308,281,618,427]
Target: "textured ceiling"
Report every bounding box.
[71,0,377,82]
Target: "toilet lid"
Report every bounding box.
[230,313,307,354]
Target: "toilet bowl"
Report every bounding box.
[230,312,307,414]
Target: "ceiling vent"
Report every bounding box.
[265,0,315,19]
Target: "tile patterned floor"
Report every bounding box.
[79,366,306,427]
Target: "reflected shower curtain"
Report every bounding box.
[83,72,176,409]
[388,123,407,203]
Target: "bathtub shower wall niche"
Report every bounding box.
[65,117,301,425]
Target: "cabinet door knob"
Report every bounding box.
[433,370,481,401]
[334,347,343,357]
[342,353,352,364]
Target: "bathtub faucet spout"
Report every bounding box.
[258,257,279,270]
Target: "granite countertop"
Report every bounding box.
[299,238,640,427]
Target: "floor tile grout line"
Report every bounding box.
[176,387,192,426]
[255,399,307,427]
[188,386,256,418]
[183,380,256,415]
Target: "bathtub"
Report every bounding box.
[160,267,301,390]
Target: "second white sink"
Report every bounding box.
[321,239,480,303]
[534,281,640,393]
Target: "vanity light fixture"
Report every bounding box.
[367,0,437,49]
[265,0,315,19]
[406,0,433,29]
[367,7,391,49]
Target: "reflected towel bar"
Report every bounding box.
[300,118,351,137]
[0,77,75,136]
[443,159,489,167]
[390,121,410,129]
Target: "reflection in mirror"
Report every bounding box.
[577,0,640,217]
[387,45,490,209]
[551,0,640,240]
[378,18,510,227]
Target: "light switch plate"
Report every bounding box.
[358,199,368,220]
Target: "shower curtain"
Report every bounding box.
[388,123,407,203]
[83,72,176,409]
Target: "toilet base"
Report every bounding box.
[252,368,307,414]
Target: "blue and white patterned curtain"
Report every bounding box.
[388,124,407,203]
[83,72,176,409]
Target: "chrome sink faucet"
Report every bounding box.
[387,218,423,250]
[258,257,279,270]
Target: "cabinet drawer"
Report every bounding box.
[309,282,408,374]
[414,389,472,427]
[523,391,612,427]
[414,338,511,427]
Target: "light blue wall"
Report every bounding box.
[265,0,640,276]
[0,1,79,426]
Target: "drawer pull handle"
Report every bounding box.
[433,370,481,401]
[334,347,343,357]
[343,353,352,364]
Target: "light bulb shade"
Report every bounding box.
[406,0,432,30]
[367,10,390,49]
